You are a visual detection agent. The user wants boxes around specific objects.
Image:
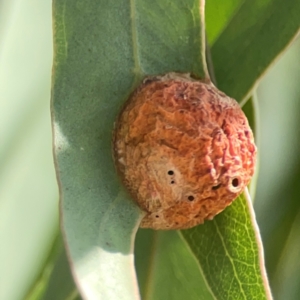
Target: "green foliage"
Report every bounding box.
[1,0,300,299]
[52,0,208,298]
[135,230,214,300]
[210,0,300,103]
[181,193,269,299]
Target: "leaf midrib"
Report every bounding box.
[130,0,144,84]
[143,231,159,300]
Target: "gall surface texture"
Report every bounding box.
[113,73,256,230]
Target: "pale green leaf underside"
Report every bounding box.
[52,0,206,299]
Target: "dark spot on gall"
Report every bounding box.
[168,170,174,175]
[232,178,239,187]
[212,184,221,190]
[188,195,195,201]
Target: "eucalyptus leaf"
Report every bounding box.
[51,0,274,298]
[206,0,245,45]
[52,0,206,299]
[181,191,272,299]
[211,0,300,103]
[135,229,214,300]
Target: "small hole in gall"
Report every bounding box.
[168,170,174,175]
[188,195,195,201]
[232,178,239,187]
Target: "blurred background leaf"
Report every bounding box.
[0,1,58,300]
[209,0,300,103]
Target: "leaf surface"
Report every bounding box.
[205,0,245,45]
[135,229,214,300]
[211,0,300,103]
[52,0,205,299]
[181,192,272,299]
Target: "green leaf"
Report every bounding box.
[181,191,272,299]
[271,210,300,300]
[42,241,80,300]
[52,0,206,299]
[205,0,245,45]
[135,229,214,300]
[211,0,300,103]
[25,233,62,300]
[254,38,300,299]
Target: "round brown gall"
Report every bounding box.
[113,73,256,230]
